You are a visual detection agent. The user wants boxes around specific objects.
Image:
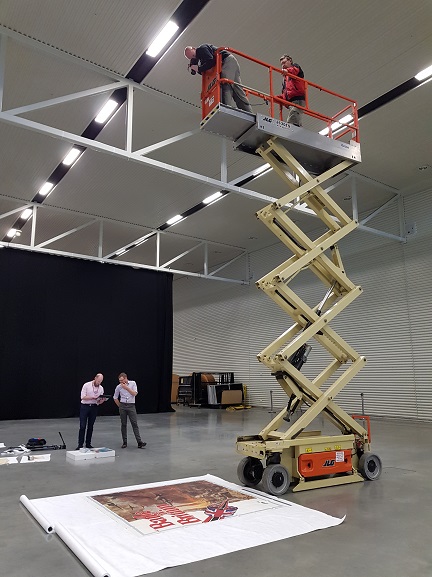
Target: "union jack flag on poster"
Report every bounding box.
[203,499,238,522]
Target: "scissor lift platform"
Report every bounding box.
[200,104,361,174]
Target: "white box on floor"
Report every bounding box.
[66,450,96,461]
[91,448,115,459]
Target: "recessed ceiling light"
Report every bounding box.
[203,191,223,204]
[319,114,353,136]
[415,64,432,81]
[20,208,33,220]
[166,214,183,226]
[95,99,119,123]
[146,21,179,58]
[39,182,54,197]
[62,148,82,166]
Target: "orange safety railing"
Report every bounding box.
[352,414,371,440]
[200,47,359,143]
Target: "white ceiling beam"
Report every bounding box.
[0,33,6,111]
[0,111,276,204]
[5,81,128,116]
[347,170,400,195]
[208,251,248,277]
[360,194,399,226]
[135,129,200,156]
[357,224,405,242]
[160,241,204,269]
[126,84,133,153]
[35,219,98,248]
[0,242,248,285]
[0,203,32,221]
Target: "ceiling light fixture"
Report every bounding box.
[95,99,119,123]
[203,191,223,204]
[251,163,272,179]
[20,208,33,220]
[166,214,184,226]
[146,21,179,58]
[39,182,54,197]
[116,248,126,256]
[415,64,432,81]
[7,228,18,238]
[62,148,82,166]
[319,114,353,136]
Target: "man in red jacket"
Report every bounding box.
[279,54,306,126]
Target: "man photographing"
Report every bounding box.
[184,44,252,113]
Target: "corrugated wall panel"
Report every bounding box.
[173,188,432,421]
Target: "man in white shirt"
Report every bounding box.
[76,373,107,450]
[113,373,146,449]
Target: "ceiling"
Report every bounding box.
[0,0,431,282]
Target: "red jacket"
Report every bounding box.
[281,64,305,102]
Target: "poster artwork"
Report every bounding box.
[91,480,277,535]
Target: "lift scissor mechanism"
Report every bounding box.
[200,48,382,494]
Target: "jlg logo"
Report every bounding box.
[207,78,217,91]
[323,459,335,467]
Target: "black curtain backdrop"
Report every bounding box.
[0,248,174,420]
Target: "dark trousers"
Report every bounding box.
[78,404,97,448]
[119,403,142,444]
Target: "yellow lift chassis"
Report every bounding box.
[234,131,383,494]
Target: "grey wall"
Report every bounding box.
[173,187,432,420]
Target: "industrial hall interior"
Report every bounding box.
[0,1,431,577]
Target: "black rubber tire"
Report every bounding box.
[237,457,264,487]
[261,464,291,496]
[358,452,382,480]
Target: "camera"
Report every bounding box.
[188,57,198,75]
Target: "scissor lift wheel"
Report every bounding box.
[358,452,382,480]
[237,456,264,487]
[261,464,291,496]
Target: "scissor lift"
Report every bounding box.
[200,48,382,494]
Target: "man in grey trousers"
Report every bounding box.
[113,373,146,449]
[184,44,253,112]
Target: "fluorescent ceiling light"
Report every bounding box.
[39,182,54,197]
[319,114,353,136]
[166,214,183,225]
[203,191,223,204]
[95,99,119,123]
[116,248,126,256]
[6,228,18,238]
[146,21,179,57]
[415,64,432,81]
[62,148,82,166]
[21,208,33,220]
[254,163,271,176]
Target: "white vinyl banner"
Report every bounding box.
[21,474,344,577]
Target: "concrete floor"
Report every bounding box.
[1,405,431,577]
